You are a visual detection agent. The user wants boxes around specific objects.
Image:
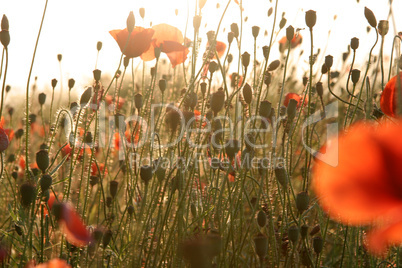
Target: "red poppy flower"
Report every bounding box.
[109,27,155,58]
[284,93,307,108]
[141,24,190,67]
[32,258,71,268]
[380,72,402,117]
[313,120,402,255]
[278,34,303,53]
[206,41,227,59]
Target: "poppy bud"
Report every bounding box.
[93,69,101,82]
[288,225,299,243]
[351,69,361,84]
[134,93,143,111]
[127,205,134,216]
[1,15,9,31]
[253,233,268,259]
[109,180,118,198]
[7,153,15,163]
[14,223,23,236]
[209,61,218,74]
[242,83,252,104]
[241,52,250,68]
[89,176,99,187]
[40,174,52,192]
[296,191,309,213]
[140,165,152,184]
[68,78,75,90]
[274,164,288,187]
[97,41,102,51]
[301,224,309,239]
[184,92,197,109]
[259,100,272,118]
[378,20,389,36]
[36,150,49,173]
[279,17,287,29]
[193,15,201,32]
[29,113,37,124]
[287,99,297,121]
[230,23,239,38]
[227,32,234,44]
[114,113,126,131]
[165,109,181,133]
[20,183,36,207]
[256,210,267,227]
[313,236,323,254]
[268,7,273,17]
[0,29,9,48]
[252,26,260,38]
[310,224,321,236]
[102,229,112,249]
[57,54,62,62]
[321,64,328,75]
[123,56,130,68]
[84,132,92,144]
[159,79,167,93]
[286,25,294,43]
[305,10,317,29]
[268,60,280,71]
[51,78,57,89]
[127,11,135,33]
[316,81,324,97]
[364,7,377,28]
[324,55,333,69]
[139,7,145,19]
[12,171,18,180]
[38,93,46,106]
[210,88,225,115]
[227,54,233,63]
[153,158,166,182]
[80,87,92,106]
[303,76,308,87]
[350,37,359,51]
[5,85,10,93]
[106,198,112,208]
[225,139,240,160]
[200,81,207,96]
[15,128,23,139]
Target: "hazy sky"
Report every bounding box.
[1,0,400,101]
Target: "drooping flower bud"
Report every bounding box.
[1,15,9,31]
[134,93,143,111]
[268,60,280,71]
[274,164,288,187]
[287,99,298,121]
[20,183,36,207]
[256,210,267,227]
[279,17,287,29]
[254,233,268,259]
[313,236,323,254]
[316,81,324,97]
[296,191,309,214]
[259,100,272,118]
[227,32,234,44]
[127,11,135,33]
[97,41,102,51]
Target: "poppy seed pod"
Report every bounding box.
[268,60,280,71]
[262,46,269,60]
[127,11,135,33]
[350,37,359,51]
[301,224,309,239]
[378,20,389,36]
[68,78,75,90]
[209,61,218,74]
[38,93,46,106]
[225,139,240,160]
[40,174,52,192]
[80,87,92,106]
[313,236,324,254]
[127,205,134,216]
[20,183,36,207]
[316,81,324,97]
[200,81,207,96]
[57,54,62,62]
[253,233,268,259]
[140,165,153,184]
[1,15,9,31]
[193,15,202,32]
[259,100,272,118]
[227,32,234,44]
[296,191,309,214]
[134,93,143,111]
[279,17,287,29]
[257,210,267,227]
[89,176,99,187]
[252,26,260,38]
[274,164,288,187]
[321,64,328,75]
[310,224,321,236]
[14,224,23,236]
[114,113,126,131]
[51,78,58,89]
[324,55,333,69]
[97,41,102,51]
[109,180,118,198]
[36,150,49,173]
[210,89,225,115]
[184,91,197,109]
[102,229,113,249]
[107,197,113,207]
[287,99,298,121]
[0,30,10,48]
[351,69,361,84]
[286,25,294,43]
[139,7,145,19]
[84,132,93,144]
[364,7,377,28]
[305,10,317,29]
[230,23,239,38]
[153,158,166,182]
[159,79,167,93]
[288,225,299,244]
[242,83,253,104]
[165,110,181,133]
[241,52,250,68]
[123,56,130,68]
[93,69,101,82]
[206,31,215,43]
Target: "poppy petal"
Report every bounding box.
[366,219,402,256]
[59,204,92,247]
[109,27,155,58]
[380,72,402,117]
[34,258,71,268]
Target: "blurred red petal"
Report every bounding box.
[59,204,92,247]
[366,219,402,257]
[34,258,71,268]
[109,27,155,58]
[380,72,402,117]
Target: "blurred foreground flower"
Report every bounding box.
[278,33,302,53]
[313,120,402,255]
[380,72,402,117]
[141,23,190,67]
[109,27,154,58]
[25,258,71,268]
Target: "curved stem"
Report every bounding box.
[0,48,8,119]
